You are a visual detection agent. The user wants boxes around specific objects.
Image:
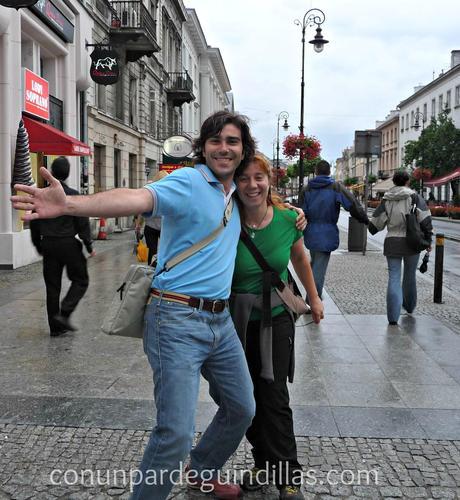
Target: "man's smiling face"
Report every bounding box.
[202,124,244,182]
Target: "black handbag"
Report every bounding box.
[406,193,431,252]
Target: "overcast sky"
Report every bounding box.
[187,0,459,165]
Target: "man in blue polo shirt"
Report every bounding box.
[12,111,257,500]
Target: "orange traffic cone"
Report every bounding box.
[97,217,107,240]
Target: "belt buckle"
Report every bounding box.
[211,300,220,313]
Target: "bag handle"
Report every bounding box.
[163,198,233,272]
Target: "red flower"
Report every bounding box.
[282,134,321,160]
[412,168,432,181]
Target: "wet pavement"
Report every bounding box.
[1,231,460,499]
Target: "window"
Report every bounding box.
[411,110,414,127]
[455,85,460,107]
[401,116,404,131]
[446,90,451,111]
[423,102,427,118]
[438,94,443,114]
[405,113,409,130]
[96,82,106,111]
[115,75,123,120]
[149,89,156,136]
[431,98,436,117]
[129,76,137,127]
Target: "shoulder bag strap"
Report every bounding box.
[164,197,233,272]
[239,229,284,290]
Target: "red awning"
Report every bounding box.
[22,115,91,156]
[424,167,460,187]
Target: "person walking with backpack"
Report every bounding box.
[369,170,432,325]
[301,160,368,300]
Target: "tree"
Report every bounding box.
[403,114,460,199]
[285,157,324,180]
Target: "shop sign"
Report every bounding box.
[30,0,74,43]
[23,68,49,121]
[90,47,120,85]
[159,164,185,174]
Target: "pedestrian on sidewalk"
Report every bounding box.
[231,154,323,500]
[301,160,368,299]
[12,111,257,500]
[368,170,433,325]
[29,156,95,336]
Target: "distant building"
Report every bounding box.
[398,50,460,200]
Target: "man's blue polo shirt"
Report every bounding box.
[143,164,240,299]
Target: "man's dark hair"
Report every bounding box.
[392,170,410,186]
[193,111,256,169]
[315,160,331,176]
[51,156,70,181]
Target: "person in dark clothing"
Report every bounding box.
[302,160,369,299]
[30,157,95,336]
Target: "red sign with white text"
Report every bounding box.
[23,69,49,121]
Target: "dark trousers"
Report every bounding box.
[245,311,302,487]
[41,237,89,333]
[144,226,160,265]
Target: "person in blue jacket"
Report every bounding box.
[302,160,368,299]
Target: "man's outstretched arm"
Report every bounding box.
[11,167,153,221]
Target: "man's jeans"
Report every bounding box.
[131,297,255,500]
[309,250,331,299]
[386,254,420,323]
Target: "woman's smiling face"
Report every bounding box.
[236,161,270,209]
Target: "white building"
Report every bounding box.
[398,50,460,168]
[0,1,92,269]
[181,8,231,136]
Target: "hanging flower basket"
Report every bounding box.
[282,133,321,160]
[412,167,432,181]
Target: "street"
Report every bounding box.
[1,230,460,499]
[338,211,460,296]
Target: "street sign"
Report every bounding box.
[354,130,382,157]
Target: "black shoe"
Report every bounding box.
[50,328,68,337]
[389,321,398,326]
[241,467,267,491]
[279,485,304,499]
[53,314,77,332]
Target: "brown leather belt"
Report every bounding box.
[150,289,228,313]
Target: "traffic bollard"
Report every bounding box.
[433,233,444,304]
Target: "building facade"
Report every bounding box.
[0,1,92,269]
[1,0,233,268]
[398,50,460,200]
[375,110,399,179]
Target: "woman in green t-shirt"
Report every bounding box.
[231,154,323,499]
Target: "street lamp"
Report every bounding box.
[412,110,427,194]
[295,8,328,202]
[276,111,289,189]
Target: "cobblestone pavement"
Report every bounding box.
[1,424,460,499]
[325,231,460,335]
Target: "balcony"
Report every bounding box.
[165,72,195,107]
[109,1,160,62]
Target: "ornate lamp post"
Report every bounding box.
[276,111,289,189]
[412,110,427,194]
[295,8,328,202]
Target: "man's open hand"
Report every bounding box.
[11,167,67,221]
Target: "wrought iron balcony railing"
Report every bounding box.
[165,72,195,107]
[110,1,158,48]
